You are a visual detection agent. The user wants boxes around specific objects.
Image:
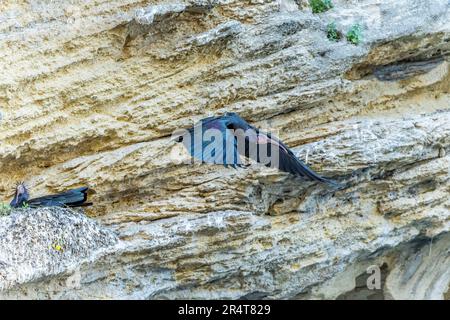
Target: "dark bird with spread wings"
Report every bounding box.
[10,182,91,208]
[175,112,339,186]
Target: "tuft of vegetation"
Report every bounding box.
[51,242,65,252]
[346,24,363,45]
[327,22,341,42]
[0,202,31,217]
[0,203,12,216]
[309,0,333,14]
[51,237,67,253]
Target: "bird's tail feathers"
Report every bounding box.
[293,158,344,188]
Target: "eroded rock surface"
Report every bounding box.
[0,208,117,293]
[0,0,449,299]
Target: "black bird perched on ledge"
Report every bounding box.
[10,182,92,208]
[175,112,340,187]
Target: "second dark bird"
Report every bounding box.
[10,182,91,208]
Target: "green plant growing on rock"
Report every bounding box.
[50,236,67,253]
[0,203,12,216]
[309,0,333,14]
[327,22,341,42]
[346,24,363,45]
[51,241,64,252]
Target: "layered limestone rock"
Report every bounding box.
[0,0,449,299]
[0,208,117,293]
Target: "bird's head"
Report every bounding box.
[172,127,194,143]
[224,112,253,131]
[10,181,29,208]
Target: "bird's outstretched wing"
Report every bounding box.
[27,187,91,208]
[183,118,243,167]
[241,130,340,186]
[178,113,340,186]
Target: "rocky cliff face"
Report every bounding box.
[0,0,449,299]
